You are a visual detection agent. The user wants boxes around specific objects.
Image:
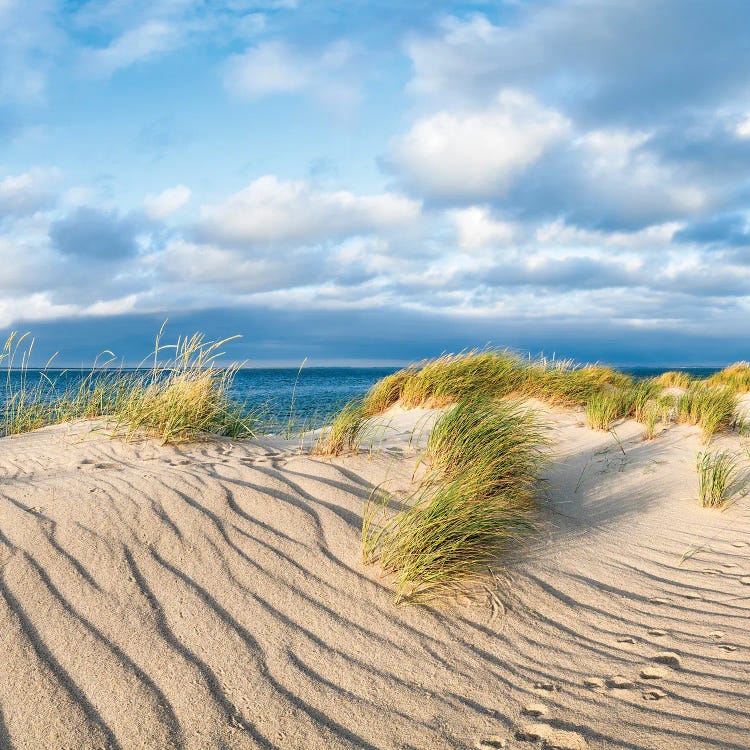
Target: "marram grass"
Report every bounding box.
[707,362,750,393]
[363,397,546,604]
[1,330,256,444]
[675,385,737,442]
[654,370,692,389]
[584,392,622,431]
[312,398,367,456]
[697,450,740,509]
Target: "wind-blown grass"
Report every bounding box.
[675,385,737,442]
[362,350,634,416]
[697,450,740,508]
[654,370,692,389]
[1,329,256,444]
[363,397,546,604]
[312,398,367,456]
[707,362,750,393]
[584,392,621,431]
[362,368,416,416]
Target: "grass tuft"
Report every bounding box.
[312,398,367,456]
[697,450,740,508]
[675,385,737,442]
[362,368,416,416]
[584,392,622,431]
[654,370,692,389]
[363,397,546,604]
[1,329,256,444]
[707,362,750,393]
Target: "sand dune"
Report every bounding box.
[0,403,748,749]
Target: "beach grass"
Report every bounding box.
[697,450,740,508]
[361,350,635,416]
[584,392,622,430]
[312,397,367,456]
[654,370,692,388]
[675,385,737,442]
[1,329,256,444]
[707,362,750,393]
[363,397,546,604]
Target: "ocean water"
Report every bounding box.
[0,365,726,430]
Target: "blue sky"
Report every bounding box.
[3,0,750,366]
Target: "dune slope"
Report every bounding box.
[0,405,748,749]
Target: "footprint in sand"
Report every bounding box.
[533,681,560,693]
[477,737,506,749]
[708,631,725,640]
[721,563,739,570]
[583,677,605,690]
[647,629,667,637]
[642,688,666,701]
[617,636,637,644]
[515,723,587,750]
[650,652,681,668]
[521,703,547,717]
[718,644,738,652]
[640,666,668,680]
[731,541,746,548]
[739,577,750,586]
[606,675,635,689]
[649,597,671,604]
[683,592,703,600]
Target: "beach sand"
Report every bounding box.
[0,402,748,749]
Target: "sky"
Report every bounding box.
[2,0,750,366]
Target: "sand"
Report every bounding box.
[0,401,748,749]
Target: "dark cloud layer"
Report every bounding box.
[4,305,750,368]
[50,206,143,260]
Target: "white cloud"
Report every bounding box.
[224,39,360,109]
[144,184,191,219]
[736,115,750,139]
[0,168,62,218]
[386,90,569,199]
[0,292,77,328]
[573,129,708,217]
[197,175,420,245]
[81,20,180,76]
[450,207,515,251]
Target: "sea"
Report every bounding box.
[0,365,728,431]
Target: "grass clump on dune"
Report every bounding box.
[312,398,367,456]
[707,362,750,393]
[363,397,546,604]
[360,350,635,416]
[654,370,692,389]
[526,363,631,407]
[111,333,255,444]
[1,329,256,444]
[398,351,525,409]
[584,392,622,431]
[362,369,416,417]
[697,450,740,508]
[675,385,737,442]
